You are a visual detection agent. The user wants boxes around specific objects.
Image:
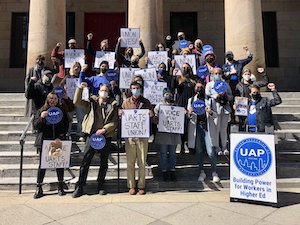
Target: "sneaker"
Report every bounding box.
[138,188,146,195]
[223,149,229,156]
[129,188,136,195]
[79,137,85,142]
[198,170,206,182]
[98,189,107,195]
[217,151,223,156]
[212,172,220,183]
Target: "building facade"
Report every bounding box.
[0,0,299,92]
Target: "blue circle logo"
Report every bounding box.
[196,65,209,79]
[192,100,206,115]
[179,40,189,49]
[234,138,272,177]
[54,86,64,99]
[214,81,227,93]
[202,44,214,53]
[90,134,106,150]
[46,107,63,124]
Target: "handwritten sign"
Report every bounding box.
[66,78,79,100]
[143,81,167,105]
[158,105,185,134]
[41,140,72,169]
[64,49,85,68]
[147,51,168,71]
[134,68,157,82]
[119,68,139,89]
[235,97,248,116]
[120,28,140,48]
[94,51,115,69]
[121,109,150,138]
[46,107,63,124]
[174,55,197,74]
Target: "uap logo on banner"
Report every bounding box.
[46,107,63,124]
[192,100,206,115]
[90,133,106,150]
[234,138,272,177]
[214,81,227,93]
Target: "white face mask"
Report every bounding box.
[99,91,108,98]
[243,75,251,81]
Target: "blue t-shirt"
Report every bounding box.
[79,71,110,96]
[248,101,256,132]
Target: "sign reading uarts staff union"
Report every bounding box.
[230,133,277,204]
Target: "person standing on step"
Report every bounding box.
[72,83,118,197]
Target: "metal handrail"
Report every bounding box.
[19,114,35,194]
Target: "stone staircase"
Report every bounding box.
[0,93,299,193]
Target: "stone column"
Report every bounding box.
[128,0,163,65]
[224,0,265,75]
[26,0,66,70]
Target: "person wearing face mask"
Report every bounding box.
[72,84,119,197]
[172,31,186,52]
[86,33,110,57]
[115,37,145,68]
[204,51,219,81]
[121,81,153,195]
[187,80,220,183]
[205,68,233,156]
[154,88,181,181]
[79,61,111,96]
[243,83,281,133]
[192,39,204,67]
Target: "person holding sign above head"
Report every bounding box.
[33,92,70,199]
[187,80,220,182]
[86,33,110,58]
[205,68,233,156]
[154,88,181,181]
[121,81,154,195]
[72,84,119,197]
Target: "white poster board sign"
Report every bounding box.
[66,78,79,100]
[230,133,277,204]
[94,51,115,69]
[64,49,85,68]
[120,28,140,48]
[147,51,168,71]
[134,68,157,81]
[41,140,72,169]
[121,109,150,138]
[119,68,139,89]
[174,54,197,75]
[158,105,185,134]
[143,81,167,105]
[235,97,248,116]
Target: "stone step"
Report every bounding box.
[0,93,25,101]
[261,92,300,98]
[273,113,300,122]
[0,122,31,131]
[277,121,300,129]
[275,129,300,139]
[0,131,36,141]
[0,100,25,107]
[276,139,300,151]
[280,98,300,105]
[0,106,24,114]
[0,114,28,122]
[272,105,300,114]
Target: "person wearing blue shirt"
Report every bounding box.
[79,61,110,96]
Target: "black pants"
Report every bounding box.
[36,148,64,184]
[77,137,111,187]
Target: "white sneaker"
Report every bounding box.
[223,149,229,156]
[79,137,85,142]
[212,172,220,183]
[198,170,206,182]
[217,151,223,156]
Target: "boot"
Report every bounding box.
[72,185,83,198]
[33,185,43,199]
[162,171,168,181]
[170,171,177,181]
[58,182,66,196]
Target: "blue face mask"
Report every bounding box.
[131,89,141,97]
[214,75,222,81]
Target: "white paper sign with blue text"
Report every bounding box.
[94,51,115,69]
[120,28,140,48]
[64,49,85,68]
[147,51,168,71]
[143,81,167,105]
[119,68,139,89]
[174,54,197,74]
[230,133,277,204]
[158,105,185,134]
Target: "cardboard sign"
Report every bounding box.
[89,134,106,150]
[46,107,63,124]
[174,55,197,74]
[64,49,85,68]
[119,68,139,89]
[143,81,167,105]
[235,97,248,116]
[121,109,150,138]
[94,51,115,69]
[41,140,72,169]
[120,28,140,48]
[134,68,157,82]
[158,105,185,134]
[230,133,277,204]
[147,51,168,71]
[66,78,79,100]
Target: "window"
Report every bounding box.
[10,13,28,68]
[262,12,279,67]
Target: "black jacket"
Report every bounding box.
[236,74,269,98]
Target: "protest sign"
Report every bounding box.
[119,68,139,89]
[89,134,106,150]
[94,51,115,69]
[64,49,85,68]
[143,81,167,105]
[134,68,157,81]
[120,28,140,48]
[174,55,197,74]
[41,140,72,169]
[192,100,206,115]
[46,107,63,124]
[235,97,248,116]
[106,69,119,82]
[214,80,228,93]
[147,51,168,71]
[121,109,150,138]
[66,78,79,100]
[53,86,64,99]
[158,105,185,134]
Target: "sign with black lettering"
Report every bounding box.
[134,68,157,82]
[41,140,72,169]
[158,105,185,134]
[147,51,168,71]
[64,49,85,68]
[66,78,79,100]
[174,55,197,74]
[120,28,140,48]
[119,68,139,89]
[94,51,115,69]
[121,109,150,138]
[143,81,167,105]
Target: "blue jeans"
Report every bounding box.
[159,144,177,172]
[195,124,217,173]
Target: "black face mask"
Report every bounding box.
[227,56,233,61]
[197,88,205,99]
[178,35,184,41]
[206,57,215,63]
[251,93,261,101]
[183,67,191,75]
